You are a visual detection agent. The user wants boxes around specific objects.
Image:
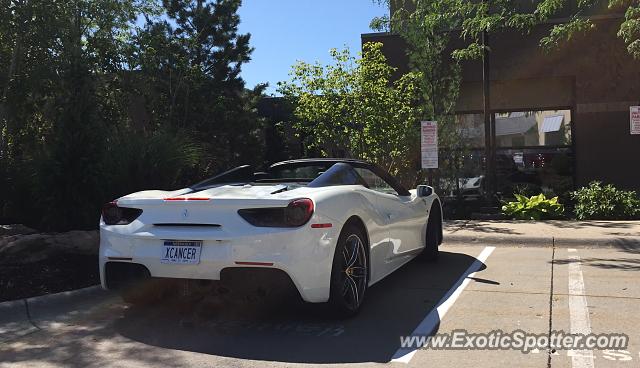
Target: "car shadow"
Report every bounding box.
[114,251,487,363]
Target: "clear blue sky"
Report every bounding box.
[238,0,387,95]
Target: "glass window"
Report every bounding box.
[353,168,397,195]
[495,110,572,148]
[307,163,365,187]
[437,149,486,199]
[269,165,330,180]
[494,147,574,201]
[443,110,575,210]
[456,113,485,148]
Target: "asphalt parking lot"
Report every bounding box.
[1,244,639,368]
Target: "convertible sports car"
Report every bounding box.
[99,158,443,316]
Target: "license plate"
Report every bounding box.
[161,240,202,264]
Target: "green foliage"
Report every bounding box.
[540,17,595,50]
[571,181,640,220]
[617,2,640,58]
[278,42,424,186]
[513,183,544,198]
[540,1,640,59]
[374,0,640,60]
[0,0,265,230]
[8,129,202,231]
[33,70,107,230]
[103,130,203,200]
[130,0,266,171]
[502,193,565,220]
[378,0,476,190]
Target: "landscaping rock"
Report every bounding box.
[0,224,37,236]
[0,230,99,265]
[0,228,100,302]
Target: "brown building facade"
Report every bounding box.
[362,14,640,194]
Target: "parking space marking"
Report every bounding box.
[390,246,496,364]
[567,248,595,368]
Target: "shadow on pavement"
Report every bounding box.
[114,251,486,363]
[444,221,521,235]
[550,221,637,229]
[554,256,640,271]
[614,240,640,254]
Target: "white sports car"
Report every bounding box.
[99,159,443,316]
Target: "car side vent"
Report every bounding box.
[153,223,221,228]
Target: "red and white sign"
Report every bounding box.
[421,121,438,169]
[631,106,640,135]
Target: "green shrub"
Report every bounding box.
[571,181,640,220]
[502,193,565,220]
[103,130,204,197]
[24,129,203,231]
[512,183,542,198]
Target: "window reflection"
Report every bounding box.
[494,110,571,148]
[445,110,574,206]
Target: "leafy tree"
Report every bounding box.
[0,0,153,157]
[373,0,640,59]
[0,0,148,229]
[131,0,266,173]
[0,0,266,230]
[615,0,640,57]
[278,42,425,186]
[371,1,472,194]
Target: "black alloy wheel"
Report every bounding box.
[329,224,368,317]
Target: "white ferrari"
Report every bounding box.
[99,159,443,316]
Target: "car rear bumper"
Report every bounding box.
[98,222,339,303]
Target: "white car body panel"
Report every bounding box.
[99,172,441,303]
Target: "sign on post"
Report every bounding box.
[421,121,438,169]
[631,106,640,135]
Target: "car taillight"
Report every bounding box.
[285,198,315,226]
[101,201,143,225]
[238,198,314,227]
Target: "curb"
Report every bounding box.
[0,299,31,339]
[443,234,640,248]
[0,285,112,343]
[25,285,108,322]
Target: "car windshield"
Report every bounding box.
[307,162,366,187]
[190,162,367,191]
[266,164,331,181]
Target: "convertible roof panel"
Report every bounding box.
[270,158,371,168]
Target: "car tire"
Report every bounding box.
[420,206,440,262]
[328,223,368,318]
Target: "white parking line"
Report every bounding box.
[390,246,496,364]
[567,248,595,368]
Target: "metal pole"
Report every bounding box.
[482,29,493,201]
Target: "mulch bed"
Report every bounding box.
[0,252,99,302]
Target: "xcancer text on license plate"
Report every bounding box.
[161,240,202,264]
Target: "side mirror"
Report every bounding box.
[417,185,433,197]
